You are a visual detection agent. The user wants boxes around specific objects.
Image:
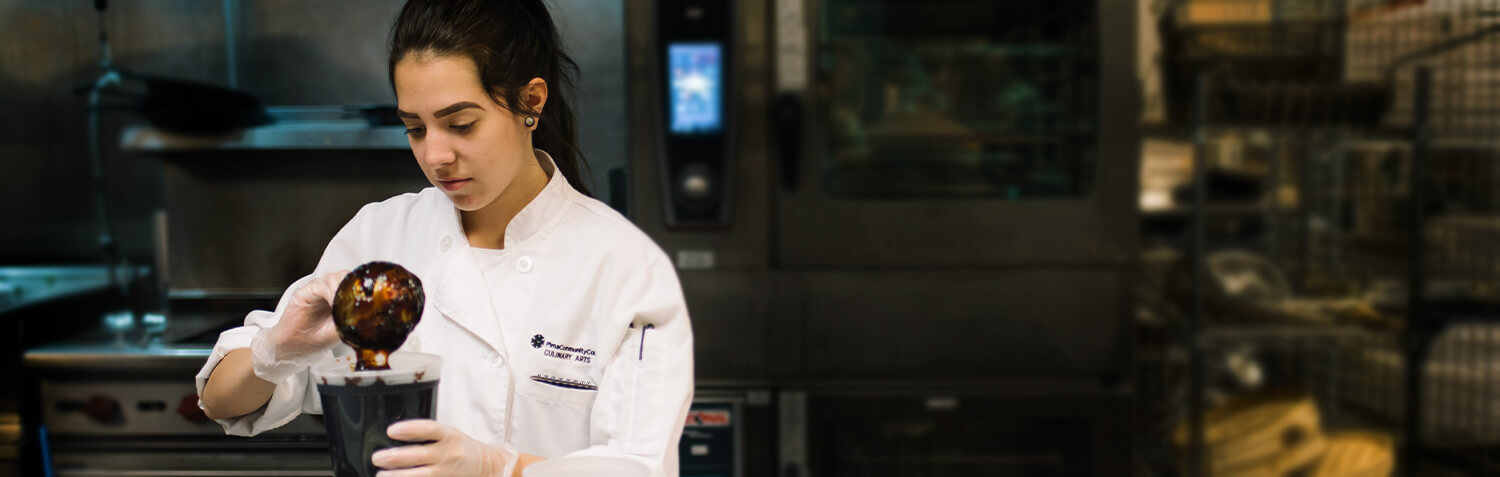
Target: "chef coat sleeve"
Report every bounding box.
[561,249,694,477]
[192,203,376,437]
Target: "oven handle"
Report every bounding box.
[774,94,802,191]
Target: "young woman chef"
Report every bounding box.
[193,1,694,476]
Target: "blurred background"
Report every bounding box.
[0,0,1496,475]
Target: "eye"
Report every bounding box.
[450,122,476,133]
[404,126,426,138]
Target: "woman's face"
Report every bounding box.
[393,53,537,212]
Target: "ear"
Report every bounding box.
[522,77,548,122]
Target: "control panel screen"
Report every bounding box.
[668,42,723,135]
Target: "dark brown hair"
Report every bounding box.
[388,0,592,196]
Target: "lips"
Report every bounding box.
[438,178,471,191]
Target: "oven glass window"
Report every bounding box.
[668,42,725,135]
[817,0,1098,199]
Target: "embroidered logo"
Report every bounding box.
[532,333,597,364]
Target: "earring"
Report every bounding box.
[524,117,536,127]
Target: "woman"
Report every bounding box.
[194,1,694,475]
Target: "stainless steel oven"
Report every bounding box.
[624,0,1137,379]
[625,0,1139,474]
[628,0,1137,267]
[26,335,332,477]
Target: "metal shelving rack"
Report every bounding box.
[1152,0,1500,476]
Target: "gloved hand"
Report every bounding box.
[249,270,350,383]
[372,419,518,477]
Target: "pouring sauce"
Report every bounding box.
[332,261,424,371]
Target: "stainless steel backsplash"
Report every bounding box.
[0,0,626,286]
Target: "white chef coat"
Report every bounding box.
[193,150,695,477]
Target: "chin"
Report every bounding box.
[444,190,494,212]
[449,195,483,211]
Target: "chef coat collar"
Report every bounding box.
[441,148,571,250]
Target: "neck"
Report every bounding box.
[461,150,552,250]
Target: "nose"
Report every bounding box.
[418,134,456,169]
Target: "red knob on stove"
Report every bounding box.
[178,394,211,424]
[82,394,122,425]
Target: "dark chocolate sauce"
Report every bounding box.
[332,262,424,371]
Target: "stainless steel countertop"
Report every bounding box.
[26,343,212,373]
[25,310,232,374]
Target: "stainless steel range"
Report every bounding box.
[25,313,332,476]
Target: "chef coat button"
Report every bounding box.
[440,236,453,252]
[516,256,534,273]
[488,353,503,368]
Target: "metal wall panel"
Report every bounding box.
[0,0,628,263]
[161,150,427,293]
[234,0,627,199]
[0,0,229,263]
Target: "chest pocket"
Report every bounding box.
[511,376,598,457]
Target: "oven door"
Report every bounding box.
[49,441,331,477]
[771,0,1138,267]
[778,386,1131,477]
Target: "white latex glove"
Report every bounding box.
[249,270,350,383]
[372,419,518,477]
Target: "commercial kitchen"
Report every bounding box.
[1,0,1497,475]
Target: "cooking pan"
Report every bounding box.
[78,69,273,136]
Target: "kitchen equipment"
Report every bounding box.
[1208,250,1293,305]
[678,391,756,477]
[134,72,273,135]
[313,352,442,477]
[80,0,271,137]
[628,0,1138,472]
[82,70,274,136]
[0,266,138,475]
[632,0,1137,265]
[25,315,331,477]
[654,0,734,226]
[627,0,1136,378]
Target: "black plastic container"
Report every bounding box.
[312,352,442,477]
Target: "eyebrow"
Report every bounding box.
[396,101,483,120]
